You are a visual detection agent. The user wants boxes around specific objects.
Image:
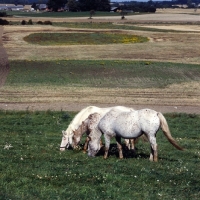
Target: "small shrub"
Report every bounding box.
[43,20,52,25]
[0,12,7,17]
[37,21,43,25]
[0,18,9,25]
[21,20,26,25]
[27,19,33,25]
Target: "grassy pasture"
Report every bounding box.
[52,22,183,33]
[7,60,200,88]
[6,11,127,18]
[0,110,200,199]
[23,32,148,45]
[10,21,182,33]
[1,15,200,199]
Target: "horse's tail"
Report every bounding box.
[157,112,184,151]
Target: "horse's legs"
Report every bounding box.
[83,137,90,153]
[103,134,111,159]
[130,139,135,151]
[124,139,135,151]
[124,139,130,150]
[116,136,123,159]
[148,136,158,162]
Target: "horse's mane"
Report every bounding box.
[65,106,99,135]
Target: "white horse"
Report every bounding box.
[60,106,135,151]
[71,109,148,152]
[87,108,184,162]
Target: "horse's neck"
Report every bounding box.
[70,106,99,131]
[91,126,102,140]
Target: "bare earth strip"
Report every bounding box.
[1,10,200,113]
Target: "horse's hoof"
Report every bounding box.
[82,150,87,154]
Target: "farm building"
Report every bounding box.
[0,4,24,11]
[110,7,120,12]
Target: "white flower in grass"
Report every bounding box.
[4,144,13,150]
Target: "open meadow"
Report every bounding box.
[0,9,200,199]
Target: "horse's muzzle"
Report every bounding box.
[60,147,66,151]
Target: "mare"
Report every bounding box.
[73,111,148,153]
[87,108,184,162]
[60,106,135,151]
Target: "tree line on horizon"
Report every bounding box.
[0,0,199,12]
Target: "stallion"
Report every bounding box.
[60,106,136,151]
[87,108,184,162]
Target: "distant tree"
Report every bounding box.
[78,0,110,11]
[96,0,110,11]
[14,0,19,6]
[31,2,38,10]
[120,10,127,20]
[78,0,96,11]
[89,9,95,18]
[47,0,68,12]
[67,0,78,12]
[187,0,192,6]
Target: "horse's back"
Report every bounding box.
[138,109,160,133]
[99,108,160,137]
[98,109,137,138]
[72,105,134,132]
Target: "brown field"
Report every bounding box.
[0,9,200,113]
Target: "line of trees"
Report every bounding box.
[46,0,156,12]
[46,0,111,12]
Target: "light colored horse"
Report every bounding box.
[72,111,148,153]
[60,106,135,151]
[87,108,184,162]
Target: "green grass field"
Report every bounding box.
[1,18,200,199]
[6,11,136,18]
[7,60,200,88]
[0,110,199,199]
[23,32,148,45]
[10,20,182,33]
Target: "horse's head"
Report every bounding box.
[87,130,102,157]
[60,128,75,151]
[73,120,89,148]
[60,130,70,151]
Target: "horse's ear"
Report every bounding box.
[62,130,65,135]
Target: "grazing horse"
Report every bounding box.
[72,111,148,153]
[60,106,135,151]
[87,108,184,162]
